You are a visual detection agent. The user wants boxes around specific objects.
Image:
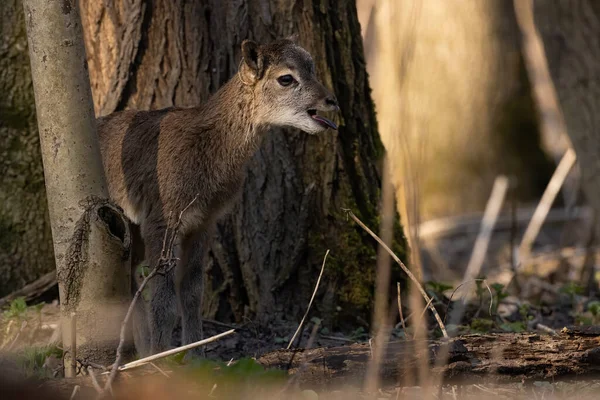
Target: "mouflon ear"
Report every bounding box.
[285,33,299,43]
[240,39,264,84]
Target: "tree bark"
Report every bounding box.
[78,0,405,329]
[532,1,600,238]
[22,0,132,372]
[0,0,55,298]
[258,329,600,387]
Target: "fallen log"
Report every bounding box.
[257,327,600,387]
[0,271,57,308]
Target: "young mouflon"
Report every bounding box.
[96,37,339,357]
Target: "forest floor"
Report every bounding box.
[2,206,600,399]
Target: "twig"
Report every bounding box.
[413,297,434,334]
[103,196,198,393]
[536,323,558,336]
[88,367,103,394]
[113,329,235,372]
[320,335,354,343]
[69,385,80,400]
[464,176,509,282]
[397,282,407,333]
[281,321,321,393]
[70,312,77,377]
[443,177,508,334]
[430,177,508,391]
[444,279,494,324]
[149,362,170,378]
[344,209,448,338]
[518,149,577,259]
[364,155,398,398]
[286,250,330,349]
[6,321,27,351]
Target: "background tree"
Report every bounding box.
[78,0,406,329]
[359,0,556,280]
[364,0,553,222]
[533,0,600,238]
[0,0,54,298]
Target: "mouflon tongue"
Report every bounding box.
[311,114,338,130]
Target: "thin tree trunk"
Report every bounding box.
[0,0,55,298]
[533,1,600,237]
[22,0,132,372]
[79,0,406,329]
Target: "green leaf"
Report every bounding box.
[470,318,494,333]
[588,301,600,317]
[4,297,28,319]
[500,321,526,333]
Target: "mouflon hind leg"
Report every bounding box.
[176,228,211,358]
[142,219,179,355]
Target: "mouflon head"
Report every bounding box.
[238,36,340,134]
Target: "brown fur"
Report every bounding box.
[95,37,338,356]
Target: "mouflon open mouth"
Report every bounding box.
[307,109,338,130]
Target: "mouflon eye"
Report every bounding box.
[277,74,295,86]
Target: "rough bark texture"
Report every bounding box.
[79,0,406,329]
[533,1,600,237]
[258,329,600,387]
[0,0,55,298]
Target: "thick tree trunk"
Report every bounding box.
[533,1,600,238]
[79,0,405,329]
[0,0,55,298]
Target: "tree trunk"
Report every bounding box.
[0,0,54,298]
[363,0,554,222]
[79,0,406,330]
[533,1,600,238]
[22,0,132,372]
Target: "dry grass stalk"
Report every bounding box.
[111,329,236,373]
[427,177,507,394]
[88,366,103,394]
[363,156,396,395]
[463,175,509,282]
[70,385,81,400]
[149,362,170,378]
[518,148,577,259]
[345,209,448,339]
[281,321,321,393]
[396,282,407,334]
[408,286,431,397]
[6,321,27,351]
[286,250,330,350]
